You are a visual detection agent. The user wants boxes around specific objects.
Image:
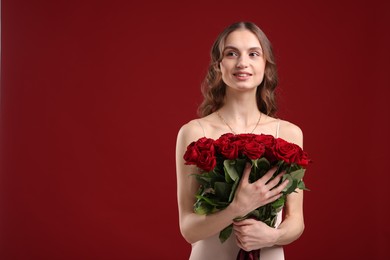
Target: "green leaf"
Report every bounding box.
[228,175,240,202]
[271,196,285,209]
[193,200,214,215]
[235,159,247,174]
[286,163,300,173]
[298,181,310,191]
[219,225,233,243]
[290,169,305,181]
[284,179,298,194]
[282,174,293,193]
[276,160,286,173]
[214,182,232,201]
[195,195,219,206]
[257,157,271,170]
[223,160,239,183]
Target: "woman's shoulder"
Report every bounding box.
[178,113,217,138]
[177,118,207,146]
[179,119,202,133]
[275,118,304,148]
[279,119,303,137]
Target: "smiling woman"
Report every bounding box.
[176,21,305,260]
[220,31,266,91]
[197,22,278,119]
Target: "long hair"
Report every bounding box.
[197,21,279,117]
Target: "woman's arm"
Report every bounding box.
[274,189,304,245]
[176,121,289,244]
[274,121,305,245]
[233,121,305,250]
[176,122,238,243]
[233,190,303,250]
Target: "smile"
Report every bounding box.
[233,72,252,80]
[233,73,252,76]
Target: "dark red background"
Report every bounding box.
[1,0,389,259]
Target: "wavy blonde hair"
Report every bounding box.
[198,21,278,117]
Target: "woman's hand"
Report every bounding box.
[233,218,280,251]
[229,163,289,218]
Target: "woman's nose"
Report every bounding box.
[236,55,248,68]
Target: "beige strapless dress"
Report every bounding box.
[189,211,284,260]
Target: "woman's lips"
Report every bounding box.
[233,72,252,80]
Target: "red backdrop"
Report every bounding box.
[1,0,389,259]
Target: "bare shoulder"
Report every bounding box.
[278,119,304,148]
[177,119,205,148]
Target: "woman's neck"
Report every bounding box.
[218,89,260,127]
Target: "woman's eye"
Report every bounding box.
[249,52,260,57]
[226,51,238,57]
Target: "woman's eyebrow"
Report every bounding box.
[223,46,239,51]
[223,46,263,51]
[247,47,263,52]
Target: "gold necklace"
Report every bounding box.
[216,111,261,134]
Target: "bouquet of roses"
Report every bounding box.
[183,133,310,259]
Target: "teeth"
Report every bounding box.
[237,74,249,76]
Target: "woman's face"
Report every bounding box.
[220,29,266,92]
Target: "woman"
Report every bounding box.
[176,21,305,260]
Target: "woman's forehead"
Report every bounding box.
[224,29,262,49]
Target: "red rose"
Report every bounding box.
[183,137,216,171]
[183,142,200,165]
[235,134,255,153]
[218,133,236,141]
[215,134,239,159]
[197,150,217,171]
[254,134,275,149]
[218,139,239,160]
[274,138,304,164]
[253,134,277,162]
[297,151,310,166]
[236,133,256,141]
[242,141,265,160]
[195,137,215,151]
[215,133,233,149]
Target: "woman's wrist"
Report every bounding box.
[225,201,246,221]
[273,226,286,245]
